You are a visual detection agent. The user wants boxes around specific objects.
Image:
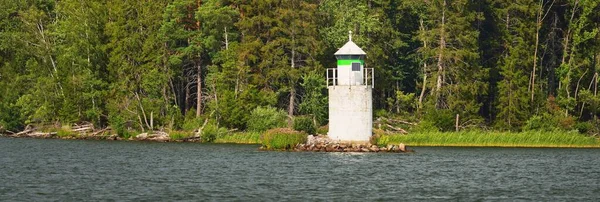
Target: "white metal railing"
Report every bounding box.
[327,68,337,87]
[326,68,374,88]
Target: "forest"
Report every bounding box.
[1,0,599,136]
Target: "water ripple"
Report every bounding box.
[1,138,599,201]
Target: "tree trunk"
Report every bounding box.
[531,0,555,103]
[418,19,427,111]
[435,0,447,109]
[185,79,190,114]
[196,60,202,117]
[288,87,296,127]
[560,0,578,91]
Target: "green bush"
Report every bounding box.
[201,124,229,143]
[317,125,328,135]
[575,121,593,134]
[56,127,75,138]
[247,106,287,132]
[108,115,133,138]
[523,113,575,132]
[293,116,316,135]
[169,131,193,140]
[261,128,307,150]
[523,115,547,131]
[182,117,206,131]
[423,109,455,132]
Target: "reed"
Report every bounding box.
[261,128,307,150]
[214,131,261,144]
[377,130,600,148]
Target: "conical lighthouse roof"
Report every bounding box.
[334,31,366,56]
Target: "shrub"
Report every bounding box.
[261,128,307,150]
[523,113,575,132]
[169,131,193,140]
[108,115,134,138]
[293,116,316,135]
[317,125,328,135]
[182,117,206,131]
[247,106,287,132]
[523,115,546,131]
[56,128,75,138]
[201,124,229,143]
[575,121,593,134]
[423,109,455,132]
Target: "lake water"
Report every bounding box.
[1,137,599,201]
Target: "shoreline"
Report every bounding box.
[2,135,600,148]
[4,127,600,149]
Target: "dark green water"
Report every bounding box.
[1,137,599,201]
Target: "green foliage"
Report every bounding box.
[214,131,261,144]
[247,106,287,132]
[108,115,133,138]
[575,121,593,134]
[261,128,307,150]
[379,131,600,148]
[293,116,316,135]
[1,0,600,137]
[316,125,328,135]
[169,131,193,140]
[56,127,75,138]
[201,123,229,143]
[298,71,328,125]
[422,109,455,132]
[182,113,205,131]
[392,91,416,115]
[522,113,575,132]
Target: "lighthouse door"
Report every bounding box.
[351,62,363,85]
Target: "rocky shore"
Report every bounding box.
[260,135,412,153]
[1,124,201,142]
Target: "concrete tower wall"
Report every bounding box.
[328,85,372,143]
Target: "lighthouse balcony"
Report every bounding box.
[326,68,374,87]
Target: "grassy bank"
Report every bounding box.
[213,132,261,144]
[377,131,600,148]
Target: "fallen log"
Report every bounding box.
[91,127,111,136]
[385,124,408,134]
[14,128,35,137]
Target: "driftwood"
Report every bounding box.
[72,123,94,134]
[14,127,35,137]
[379,117,417,126]
[385,124,408,134]
[0,126,15,135]
[91,127,111,136]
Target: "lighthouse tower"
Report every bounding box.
[327,31,374,143]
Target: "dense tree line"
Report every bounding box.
[1,0,599,134]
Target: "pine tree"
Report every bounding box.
[492,0,537,129]
[410,0,488,129]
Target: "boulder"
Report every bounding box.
[136,133,148,140]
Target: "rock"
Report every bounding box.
[306,135,316,145]
[360,148,370,152]
[136,133,148,140]
[399,143,406,152]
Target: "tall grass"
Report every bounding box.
[169,131,193,140]
[214,132,261,144]
[377,130,600,148]
[261,128,307,150]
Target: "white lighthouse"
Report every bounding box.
[327,31,374,143]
